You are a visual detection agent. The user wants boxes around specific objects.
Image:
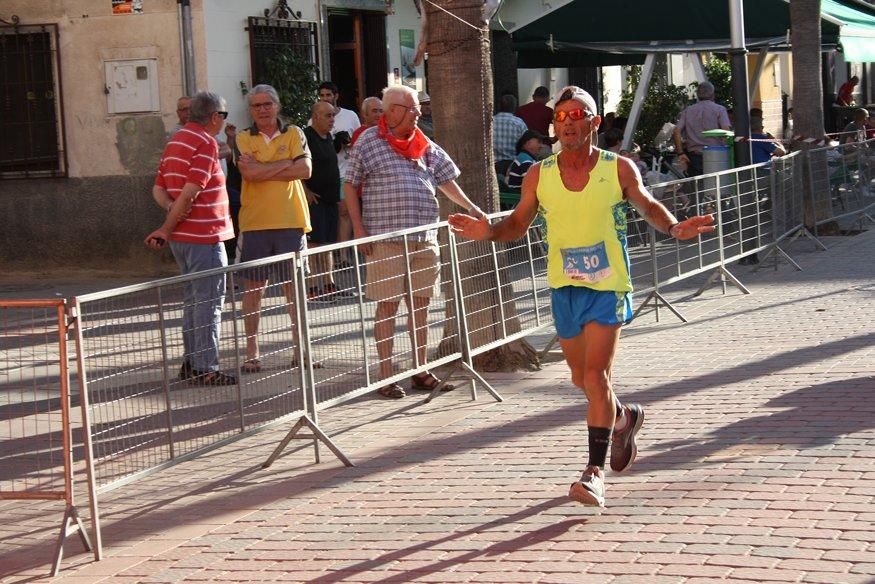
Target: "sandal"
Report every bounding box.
[241,358,262,373]
[377,383,406,399]
[190,370,238,386]
[410,372,455,392]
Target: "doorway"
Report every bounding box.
[327,10,387,110]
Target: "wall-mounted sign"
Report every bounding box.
[112,0,143,14]
[399,29,417,88]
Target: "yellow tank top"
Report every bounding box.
[539,150,632,292]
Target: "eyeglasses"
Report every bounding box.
[250,101,276,110]
[391,103,421,115]
[215,111,229,119]
[553,108,593,123]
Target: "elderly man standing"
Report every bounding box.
[304,101,341,300]
[235,84,312,373]
[673,81,731,177]
[145,91,236,386]
[169,96,190,135]
[344,85,485,399]
[351,96,383,145]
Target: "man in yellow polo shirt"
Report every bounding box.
[235,84,312,373]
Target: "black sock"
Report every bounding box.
[587,426,612,469]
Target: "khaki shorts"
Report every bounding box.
[365,241,440,301]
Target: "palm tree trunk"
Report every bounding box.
[426,0,537,370]
[790,0,836,232]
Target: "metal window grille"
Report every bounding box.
[247,16,319,86]
[0,22,67,179]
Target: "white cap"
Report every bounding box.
[556,86,597,116]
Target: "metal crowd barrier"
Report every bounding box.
[0,300,95,575]
[10,137,865,572]
[806,138,874,237]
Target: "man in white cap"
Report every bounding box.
[449,86,715,508]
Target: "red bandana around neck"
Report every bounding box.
[378,115,429,160]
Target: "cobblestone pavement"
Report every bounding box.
[2,230,873,583]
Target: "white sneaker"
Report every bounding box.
[569,466,605,507]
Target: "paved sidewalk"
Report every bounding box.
[2,230,874,583]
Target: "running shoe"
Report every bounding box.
[569,466,605,507]
[610,404,645,473]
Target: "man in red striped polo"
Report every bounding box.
[145,91,237,386]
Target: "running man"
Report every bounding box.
[449,86,715,506]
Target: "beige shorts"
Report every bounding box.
[365,241,440,302]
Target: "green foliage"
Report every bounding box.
[616,66,692,146]
[616,56,734,146]
[262,47,319,127]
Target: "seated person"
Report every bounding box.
[601,128,625,153]
[842,108,870,144]
[750,117,786,164]
[505,129,545,192]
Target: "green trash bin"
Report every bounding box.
[701,128,736,167]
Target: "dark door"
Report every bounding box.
[328,10,387,109]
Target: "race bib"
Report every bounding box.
[561,242,612,283]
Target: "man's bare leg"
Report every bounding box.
[242,279,267,362]
[374,300,400,381]
[561,322,622,506]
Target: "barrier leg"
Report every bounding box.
[418,358,504,404]
[754,244,803,273]
[538,333,560,361]
[632,290,687,323]
[51,505,92,577]
[262,415,354,469]
[694,266,751,297]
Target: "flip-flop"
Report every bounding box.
[377,383,406,399]
[241,358,262,373]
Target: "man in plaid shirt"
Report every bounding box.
[493,94,528,183]
[344,85,485,400]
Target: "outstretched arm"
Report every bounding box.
[618,156,715,240]
[448,163,541,241]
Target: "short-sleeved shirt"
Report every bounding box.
[344,126,460,243]
[750,133,779,164]
[516,101,553,136]
[236,121,311,233]
[303,126,340,205]
[493,112,529,162]
[676,100,732,155]
[155,123,233,244]
[506,151,536,191]
[333,107,361,178]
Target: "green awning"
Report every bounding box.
[511,0,844,68]
[822,0,875,62]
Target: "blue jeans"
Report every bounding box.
[169,241,228,373]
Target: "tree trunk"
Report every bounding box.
[426,0,539,371]
[790,0,837,233]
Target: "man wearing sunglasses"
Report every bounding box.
[449,86,715,507]
[145,91,237,386]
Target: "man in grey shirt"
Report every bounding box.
[673,82,731,177]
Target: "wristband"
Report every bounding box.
[469,205,484,218]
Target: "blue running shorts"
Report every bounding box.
[551,286,633,339]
